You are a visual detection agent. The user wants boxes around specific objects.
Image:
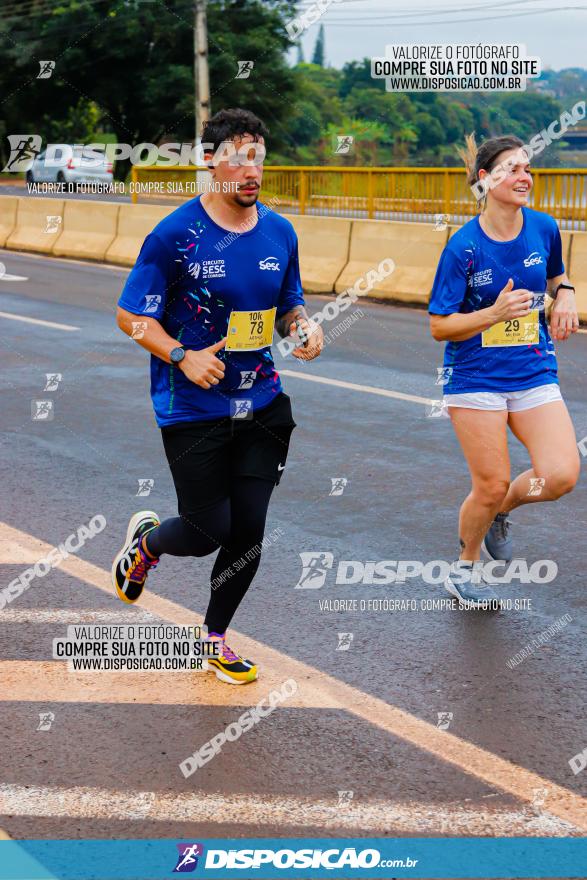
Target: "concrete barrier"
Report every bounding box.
[5,197,64,253]
[52,200,120,261]
[569,231,587,322]
[335,219,448,303]
[285,214,351,293]
[1,195,586,325]
[0,197,18,248]
[106,204,175,266]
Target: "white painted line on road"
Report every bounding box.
[0,660,328,707]
[1,522,586,831]
[0,534,47,564]
[0,248,128,273]
[0,609,156,624]
[0,311,79,331]
[0,274,28,281]
[280,369,435,406]
[0,784,576,835]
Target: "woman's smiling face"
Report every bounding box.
[481,147,533,207]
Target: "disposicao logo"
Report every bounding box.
[173,843,204,873]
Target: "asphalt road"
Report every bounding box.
[0,249,586,847]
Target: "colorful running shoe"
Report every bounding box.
[207,638,258,685]
[482,513,513,562]
[112,510,160,604]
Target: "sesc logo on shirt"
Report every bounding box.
[472,268,492,287]
[202,259,225,279]
[523,251,544,268]
[259,256,280,271]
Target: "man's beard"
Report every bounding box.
[234,188,260,208]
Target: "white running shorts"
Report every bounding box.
[443,383,562,412]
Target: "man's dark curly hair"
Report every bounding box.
[201,108,269,153]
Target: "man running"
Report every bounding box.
[112,108,323,682]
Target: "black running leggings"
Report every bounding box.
[144,476,275,635]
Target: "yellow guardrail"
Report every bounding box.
[2,194,587,320]
[131,165,587,227]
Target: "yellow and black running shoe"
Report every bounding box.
[207,639,258,685]
[112,510,160,604]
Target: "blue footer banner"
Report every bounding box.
[0,838,585,879]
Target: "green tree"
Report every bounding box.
[339,59,374,98]
[323,117,389,165]
[413,111,445,150]
[0,0,298,176]
[275,63,344,163]
[311,24,325,67]
[495,92,562,141]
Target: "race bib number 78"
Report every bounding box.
[226,307,277,352]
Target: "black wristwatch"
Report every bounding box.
[170,345,186,365]
[552,283,575,300]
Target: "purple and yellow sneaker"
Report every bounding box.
[206,636,258,685]
[112,510,160,604]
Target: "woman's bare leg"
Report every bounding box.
[501,400,580,511]
[448,407,510,561]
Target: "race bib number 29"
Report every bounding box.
[226,307,276,352]
[482,310,539,347]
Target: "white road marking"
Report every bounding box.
[0,660,328,706]
[0,311,79,331]
[280,369,436,406]
[0,248,128,273]
[0,609,156,624]
[0,784,577,835]
[0,274,28,281]
[0,534,47,564]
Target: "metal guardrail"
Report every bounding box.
[131,165,587,229]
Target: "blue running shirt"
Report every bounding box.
[118,196,305,426]
[428,208,564,393]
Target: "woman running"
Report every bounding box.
[429,134,580,608]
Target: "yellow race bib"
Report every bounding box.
[482,310,539,347]
[225,307,276,352]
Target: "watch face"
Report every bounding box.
[171,347,185,363]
